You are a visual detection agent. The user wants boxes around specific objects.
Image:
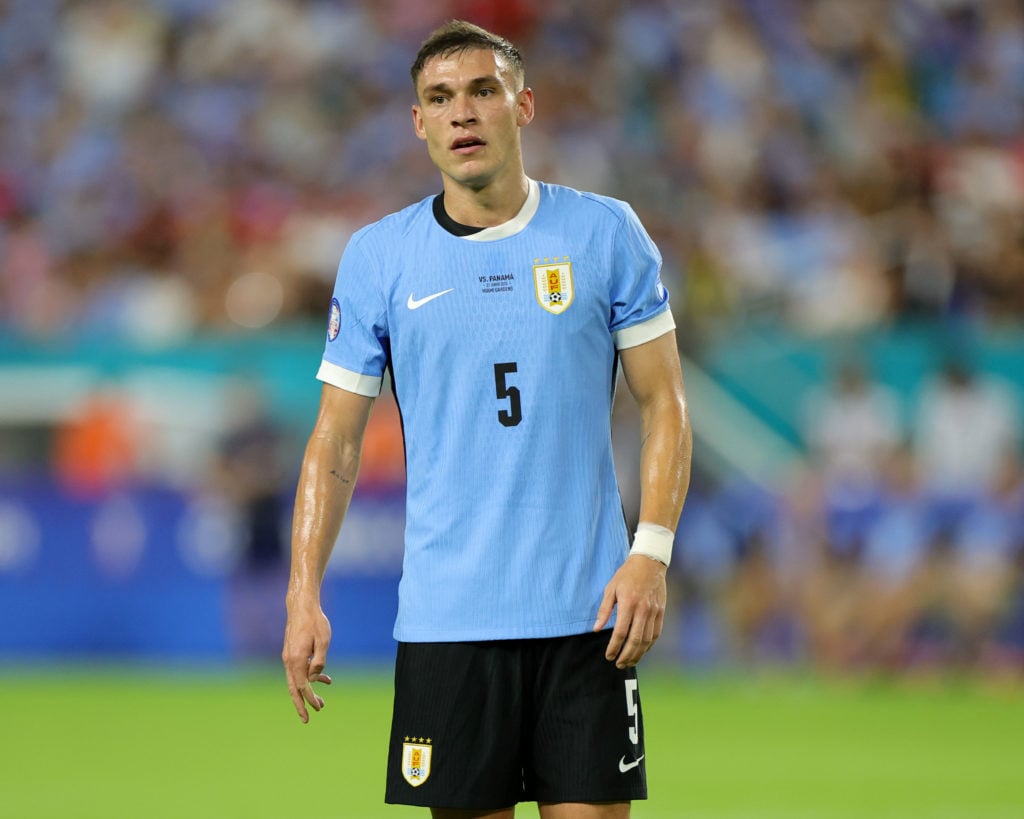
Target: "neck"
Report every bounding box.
[440,172,530,228]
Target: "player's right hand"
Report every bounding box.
[282,602,333,723]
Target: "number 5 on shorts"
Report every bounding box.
[625,679,639,744]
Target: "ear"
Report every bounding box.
[516,87,535,127]
[412,104,427,141]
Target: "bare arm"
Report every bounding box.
[594,329,692,667]
[283,383,375,722]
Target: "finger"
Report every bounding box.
[616,632,643,668]
[301,679,324,712]
[626,606,665,667]
[286,675,310,723]
[593,586,616,632]
[605,600,634,662]
[650,604,665,644]
[641,604,657,645]
[309,644,329,677]
[617,602,652,668]
[301,656,328,710]
[284,647,318,722]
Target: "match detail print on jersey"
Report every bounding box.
[533,257,574,314]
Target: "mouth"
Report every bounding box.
[451,135,486,154]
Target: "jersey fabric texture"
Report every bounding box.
[385,632,647,808]
[318,179,674,642]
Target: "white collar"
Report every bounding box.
[462,179,540,242]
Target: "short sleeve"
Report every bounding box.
[607,204,674,350]
[317,231,389,396]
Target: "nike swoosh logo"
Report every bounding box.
[619,754,645,773]
[407,288,454,310]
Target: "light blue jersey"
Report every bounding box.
[318,180,674,641]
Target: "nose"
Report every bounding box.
[450,94,477,126]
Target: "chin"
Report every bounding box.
[447,167,495,191]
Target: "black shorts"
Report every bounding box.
[384,630,647,810]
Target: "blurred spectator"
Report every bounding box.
[796,360,903,669]
[935,450,1024,667]
[52,386,141,496]
[715,478,796,665]
[913,354,1021,509]
[857,444,934,670]
[215,384,287,571]
[673,476,797,667]
[802,357,902,561]
[804,358,902,496]
[214,382,290,660]
[357,387,407,492]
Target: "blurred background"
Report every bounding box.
[1,0,1023,679]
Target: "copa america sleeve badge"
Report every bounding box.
[327,297,341,341]
[401,738,433,787]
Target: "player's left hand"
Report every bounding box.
[594,554,667,668]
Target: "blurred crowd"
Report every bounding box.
[2,0,1023,673]
[673,352,1024,676]
[2,0,1024,343]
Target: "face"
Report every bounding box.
[412,47,534,191]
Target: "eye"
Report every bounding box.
[478,88,494,97]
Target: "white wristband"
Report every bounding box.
[629,522,674,567]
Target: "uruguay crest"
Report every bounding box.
[401,738,433,787]
[533,257,574,314]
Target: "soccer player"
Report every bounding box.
[282,20,692,819]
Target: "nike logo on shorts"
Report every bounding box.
[407,289,454,309]
[618,754,645,773]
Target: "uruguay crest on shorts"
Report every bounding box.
[533,257,574,314]
[401,739,433,787]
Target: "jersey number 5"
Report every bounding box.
[493,362,522,427]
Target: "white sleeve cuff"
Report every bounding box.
[614,308,675,350]
[316,360,383,397]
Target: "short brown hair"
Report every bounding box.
[410,20,525,89]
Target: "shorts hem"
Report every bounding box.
[532,791,648,804]
[384,795,646,809]
[384,795,519,810]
